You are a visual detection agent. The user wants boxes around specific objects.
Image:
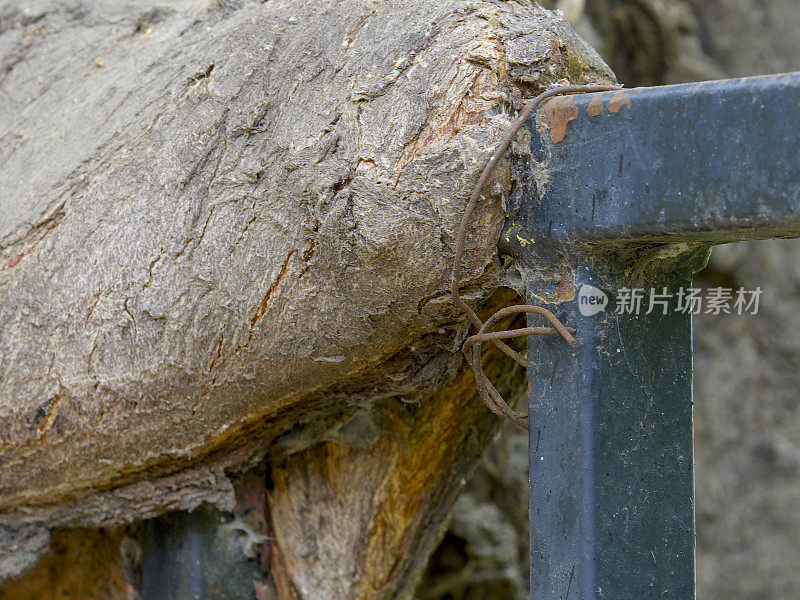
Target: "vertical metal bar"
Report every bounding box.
[141,510,209,600]
[141,506,265,600]
[526,259,694,599]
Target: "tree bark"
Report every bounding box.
[0,0,613,593]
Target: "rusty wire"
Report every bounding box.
[451,83,622,429]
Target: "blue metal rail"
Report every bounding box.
[497,71,800,600]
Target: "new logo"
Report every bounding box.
[577,284,608,316]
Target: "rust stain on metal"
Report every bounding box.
[608,89,632,113]
[539,270,576,304]
[540,95,579,143]
[587,93,604,117]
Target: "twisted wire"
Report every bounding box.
[451,83,621,429]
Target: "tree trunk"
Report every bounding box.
[0,0,613,595]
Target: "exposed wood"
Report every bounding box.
[267,302,529,600]
[0,528,129,600]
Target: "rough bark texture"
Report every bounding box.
[0,0,614,595]
[423,2,800,599]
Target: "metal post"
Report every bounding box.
[141,506,266,600]
[525,262,694,599]
[499,71,800,599]
[140,470,272,600]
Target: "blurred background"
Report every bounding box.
[421,1,800,598]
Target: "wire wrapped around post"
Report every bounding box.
[451,83,621,429]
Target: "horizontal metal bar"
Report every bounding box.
[507,71,800,247]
